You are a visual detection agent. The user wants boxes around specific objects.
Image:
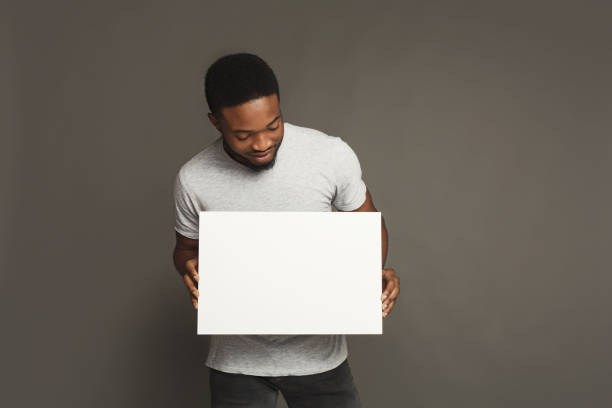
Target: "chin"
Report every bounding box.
[249,155,277,171]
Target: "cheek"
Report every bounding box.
[227,140,249,155]
[275,128,284,143]
[237,144,251,155]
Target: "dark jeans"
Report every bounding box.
[209,358,362,408]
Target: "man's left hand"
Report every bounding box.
[381,268,400,318]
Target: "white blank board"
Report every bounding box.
[197,211,382,335]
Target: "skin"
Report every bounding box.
[172,93,400,319]
[209,94,285,172]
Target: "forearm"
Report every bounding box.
[173,247,198,276]
[382,215,388,268]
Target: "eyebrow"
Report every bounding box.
[233,115,282,134]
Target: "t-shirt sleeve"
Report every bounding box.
[173,172,200,239]
[331,137,367,211]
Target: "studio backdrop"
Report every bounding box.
[2,1,611,407]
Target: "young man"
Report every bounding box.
[172,53,400,407]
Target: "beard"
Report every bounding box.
[223,136,283,172]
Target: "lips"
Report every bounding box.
[252,148,274,158]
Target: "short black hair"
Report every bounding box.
[204,53,280,118]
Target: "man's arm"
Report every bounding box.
[342,188,389,268]
[173,231,200,309]
[173,231,198,275]
[338,187,399,318]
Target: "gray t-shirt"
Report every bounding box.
[173,121,367,376]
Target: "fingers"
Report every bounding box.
[381,268,400,318]
[183,273,199,310]
[381,270,396,301]
[383,300,395,318]
[184,257,199,310]
[382,278,395,301]
[186,258,199,283]
[386,279,400,304]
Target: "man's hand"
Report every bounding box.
[183,258,199,310]
[173,231,200,310]
[381,268,399,318]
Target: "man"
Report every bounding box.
[172,53,400,407]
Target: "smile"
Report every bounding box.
[251,149,274,160]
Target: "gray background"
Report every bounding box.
[3,1,611,407]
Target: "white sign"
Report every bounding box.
[197,211,382,335]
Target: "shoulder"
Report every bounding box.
[176,138,221,189]
[283,121,349,153]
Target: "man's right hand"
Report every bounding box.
[183,258,199,310]
[173,231,200,310]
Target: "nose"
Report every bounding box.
[251,132,274,152]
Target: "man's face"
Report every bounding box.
[209,94,284,171]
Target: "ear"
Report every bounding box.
[207,113,221,132]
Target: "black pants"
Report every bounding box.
[209,358,362,408]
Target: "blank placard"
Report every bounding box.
[197,211,382,335]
